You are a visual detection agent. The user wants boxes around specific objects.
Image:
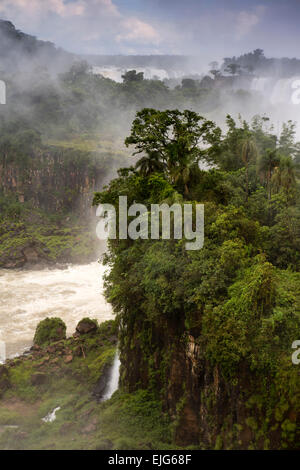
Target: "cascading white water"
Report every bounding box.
[42,406,61,423]
[270,77,299,105]
[0,262,113,358]
[103,353,121,400]
[249,76,300,141]
[92,66,175,82]
[250,76,300,105]
[251,77,270,93]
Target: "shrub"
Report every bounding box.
[33,317,66,346]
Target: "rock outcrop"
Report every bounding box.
[76,318,98,336]
[119,316,299,449]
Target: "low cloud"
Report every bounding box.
[236,6,265,40]
[0,0,86,18]
[0,0,297,59]
[116,17,160,45]
[0,0,160,53]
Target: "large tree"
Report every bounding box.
[134,151,166,176]
[125,108,221,191]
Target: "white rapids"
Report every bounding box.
[0,262,113,359]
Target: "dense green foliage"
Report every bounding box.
[94,109,300,449]
[33,318,66,346]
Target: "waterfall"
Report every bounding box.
[0,335,5,364]
[42,406,61,423]
[251,77,270,93]
[92,66,171,82]
[250,76,300,107]
[103,353,121,400]
[270,78,296,104]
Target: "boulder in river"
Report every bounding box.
[75,318,98,336]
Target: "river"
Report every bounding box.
[0,262,113,359]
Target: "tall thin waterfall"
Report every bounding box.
[103,353,121,400]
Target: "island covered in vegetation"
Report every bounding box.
[93,108,300,449]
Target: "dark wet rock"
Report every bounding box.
[108,335,118,344]
[92,362,111,401]
[0,238,48,269]
[23,247,39,264]
[76,318,98,335]
[0,256,25,269]
[50,358,59,365]
[46,345,57,354]
[74,346,83,357]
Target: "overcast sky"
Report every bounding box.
[0,0,299,62]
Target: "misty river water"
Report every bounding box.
[0,263,113,359]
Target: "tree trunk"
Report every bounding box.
[245,162,249,202]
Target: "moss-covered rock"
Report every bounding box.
[33,318,66,347]
[75,318,98,336]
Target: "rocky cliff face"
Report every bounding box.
[0,146,105,214]
[119,316,299,450]
[0,144,112,268]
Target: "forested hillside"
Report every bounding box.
[0,22,269,267]
[94,109,300,449]
[0,19,74,73]
[221,48,300,77]
[0,19,299,450]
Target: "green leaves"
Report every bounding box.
[203,257,300,377]
[125,109,221,191]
